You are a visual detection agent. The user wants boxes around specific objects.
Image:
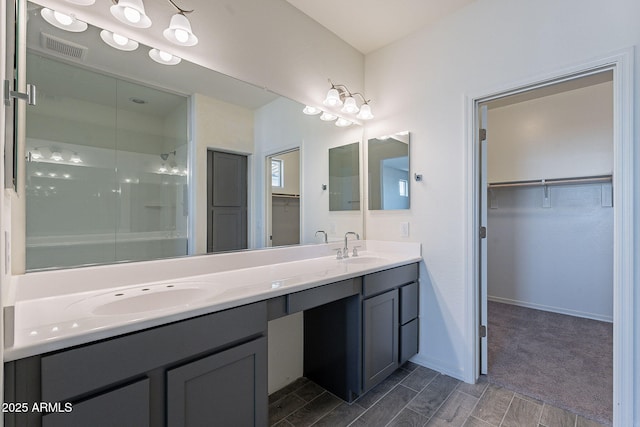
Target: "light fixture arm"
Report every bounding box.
[327,79,371,104]
[111,0,194,14]
[167,0,194,14]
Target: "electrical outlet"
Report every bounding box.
[400,222,409,237]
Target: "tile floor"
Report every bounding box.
[268,362,608,427]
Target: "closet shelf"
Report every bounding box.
[488,174,612,189]
[272,193,300,199]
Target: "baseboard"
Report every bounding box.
[488,296,613,323]
[409,353,468,383]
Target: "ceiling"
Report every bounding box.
[285,0,477,54]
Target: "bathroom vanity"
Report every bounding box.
[3,241,420,426]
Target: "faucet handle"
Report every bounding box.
[352,246,361,257]
[334,248,343,260]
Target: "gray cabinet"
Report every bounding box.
[362,289,399,391]
[362,263,419,392]
[167,337,267,427]
[4,302,268,427]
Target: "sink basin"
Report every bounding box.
[342,256,385,265]
[73,283,211,316]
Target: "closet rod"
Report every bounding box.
[272,193,300,198]
[488,174,612,189]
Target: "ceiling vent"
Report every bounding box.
[40,32,88,61]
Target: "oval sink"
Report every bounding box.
[68,283,212,316]
[93,288,208,315]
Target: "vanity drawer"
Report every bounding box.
[41,302,266,403]
[42,379,150,427]
[362,263,418,297]
[400,318,419,364]
[400,282,418,325]
[288,278,361,313]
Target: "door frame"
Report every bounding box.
[465,48,635,425]
[264,146,302,247]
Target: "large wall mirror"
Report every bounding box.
[368,132,410,210]
[16,0,364,271]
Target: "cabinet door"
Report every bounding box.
[167,337,267,427]
[42,379,149,427]
[363,289,398,392]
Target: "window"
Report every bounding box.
[399,179,409,197]
[271,159,284,188]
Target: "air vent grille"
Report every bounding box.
[40,32,88,60]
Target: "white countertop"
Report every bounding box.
[4,240,421,361]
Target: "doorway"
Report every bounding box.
[207,149,248,253]
[480,72,614,423]
[266,149,300,247]
[470,50,635,426]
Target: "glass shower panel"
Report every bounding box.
[24,52,189,270]
[114,80,188,262]
[25,53,118,270]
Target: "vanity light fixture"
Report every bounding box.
[40,8,88,32]
[163,1,198,47]
[149,48,181,65]
[110,0,152,28]
[306,79,374,128]
[322,79,374,120]
[100,30,139,51]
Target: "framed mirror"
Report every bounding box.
[368,131,410,210]
[329,142,360,211]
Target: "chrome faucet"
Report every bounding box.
[315,230,328,243]
[343,232,359,258]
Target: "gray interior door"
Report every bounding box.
[207,150,248,253]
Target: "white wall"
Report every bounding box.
[488,185,613,321]
[363,0,639,399]
[487,82,613,182]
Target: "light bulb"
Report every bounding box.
[323,88,342,107]
[356,103,374,120]
[123,6,141,23]
[31,149,43,160]
[320,112,337,121]
[70,153,82,163]
[112,33,129,46]
[50,152,63,161]
[335,117,352,127]
[303,106,321,115]
[53,11,73,26]
[174,29,189,43]
[159,51,173,62]
[341,97,359,114]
